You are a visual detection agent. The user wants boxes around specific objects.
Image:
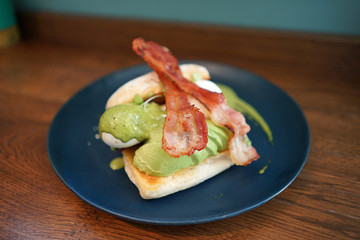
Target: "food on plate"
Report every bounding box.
[98,38,259,199]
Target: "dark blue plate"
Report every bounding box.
[47,61,310,225]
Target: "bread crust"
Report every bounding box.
[123,148,234,199]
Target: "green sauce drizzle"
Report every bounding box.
[259,160,271,174]
[218,83,273,143]
[110,157,124,170]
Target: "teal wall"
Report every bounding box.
[13,0,360,35]
[0,0,17,29]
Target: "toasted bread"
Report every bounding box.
[123,148,234,199]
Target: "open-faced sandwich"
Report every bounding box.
[98,38,259,199]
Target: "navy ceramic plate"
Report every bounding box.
[47,61,310,225]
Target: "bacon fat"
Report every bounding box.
[132,38,259,165]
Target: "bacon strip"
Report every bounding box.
[132,38,259,165]
[133,39,208,157]
[160,74,208,157]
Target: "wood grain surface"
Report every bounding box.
[1,12,359,239]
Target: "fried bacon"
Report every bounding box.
[133,39,208,157]
[132,38,259,165]
[159,74,208,157]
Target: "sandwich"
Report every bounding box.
[98,38,259,199]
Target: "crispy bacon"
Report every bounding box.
[133,38,208,157]
[132,38,259,165]
[159,74,208,157]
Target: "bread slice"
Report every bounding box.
[122,148,234,199]
[106,64,210,109]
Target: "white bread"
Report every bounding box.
[123,148,234,199]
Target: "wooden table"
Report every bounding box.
[1,12,359,239]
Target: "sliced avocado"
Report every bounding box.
[207,131,224,150]
[207,122,230,151]
[205,137,218,155]
[190,148,210,165]
[132,120,232,177]
[134,142,194,177]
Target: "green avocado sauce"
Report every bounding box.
[218,83,273,143]
[109,157,124,170]
[99,102,165,143]
[259,160,271,174]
